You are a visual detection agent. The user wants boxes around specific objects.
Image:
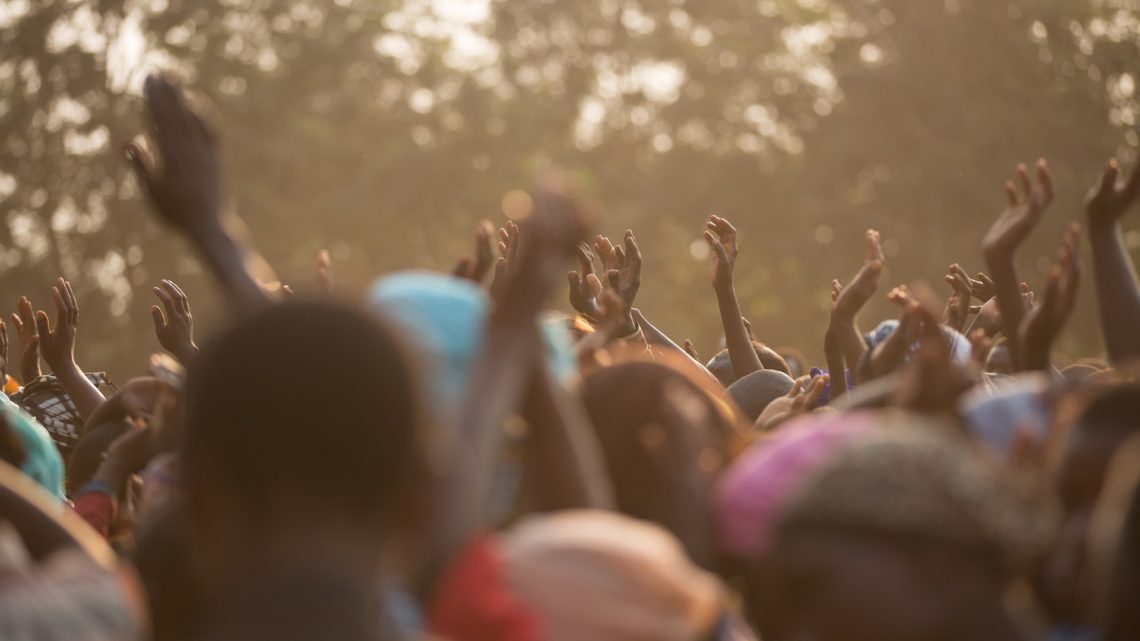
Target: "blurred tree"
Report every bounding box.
[1,0,1136,378]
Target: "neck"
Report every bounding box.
[207,527,395,641]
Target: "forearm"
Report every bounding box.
[831,314,867,378]
[54,363,105,423]
[713,282,762,378]
[524,366,613,511]
[868,331,909,380]
[192,224,274,312]
[632,310,718,382]
[419,324,537,598]
[983,253,1025,366]
[823,326,848,401]
[1088,222,1140,361]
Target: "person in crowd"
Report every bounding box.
[2,68,1139,641]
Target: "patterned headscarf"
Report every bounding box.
[776,412,1055,569]
[714,411,876,560]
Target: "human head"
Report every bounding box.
[499,510,725,641]
[0,395,64,500]
[717,411,1049,640]
[367,271,575,424]
[181,301,423,575]
[1037,384,1140,624]
[725,369,796,422]
[581,354,745,565]
[705,343,791,387]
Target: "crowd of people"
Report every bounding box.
[1,73,1138,641]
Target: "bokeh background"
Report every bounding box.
[1,0,1138,379]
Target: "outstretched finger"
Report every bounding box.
[1004,181,1019,207]
[34,310,51,341]
[605,269,620,292]
[1017,163,1032,200]
[585,272,604,297]
[704,231,729,263]
[804,374,829,409]
[683,339,701,361]
[1036,158,1053,202]
[153,285,177,319]
[51,285,67,328]
[166,280,191,313]
[623,230,642,264]
[151,305,167,332]
[575,243,595,274]
[1098,160,1119,200]
[124,141,156,193]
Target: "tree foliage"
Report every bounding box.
[1,0,1137,377]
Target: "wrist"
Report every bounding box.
[712,280,735,295]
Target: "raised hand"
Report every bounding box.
[982,160,1054,260]
[452,221,495,284]
[489,220,521,297]
[703,214,761,379]
[982,160,1053,367]
[568,243,602,318]
[127,74,274,309]
[497,189,591,319]
[126,75,222,236]
[1084,157,1140,362]
[34,278,79,375]
[1086,158,1140,228]
[31,279,105,421]
[703,215,738,288]
[830,229,885,375]
[832,229,884,319]
[1018,224,1081,371]
[613,230,642,308]
[942,264,973,332]
[969,272,995,302]
[151,279,198,364]
[10,297,41,382]
[892,299,973,414]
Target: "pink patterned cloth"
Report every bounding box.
[714,412,875,560]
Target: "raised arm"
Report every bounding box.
[830,229,886,375]
[127,75,274,311]
[1084,158,1140,362]
[704,215,763,379]
[34,278,104,421]
[420,186,590,599]
[981,160,1053,368]
[1018,224,1080,371]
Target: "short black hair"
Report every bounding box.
[181,301,421,526]
[706,343,791,387]
[1076,384,1140,437]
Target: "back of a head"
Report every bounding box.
[182,301,420,527]
[1075,384,1140,437]
[581,360,739,538]
[726,370,796,422]
[706,344,791,387]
